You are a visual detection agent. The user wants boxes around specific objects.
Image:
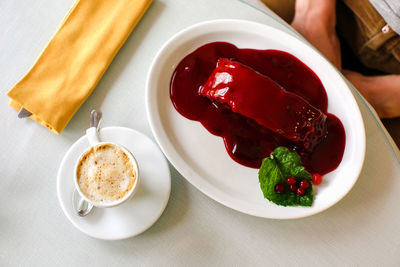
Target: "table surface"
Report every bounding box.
[1,0,400,266]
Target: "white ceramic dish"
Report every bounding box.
[74,142,140,208]
[146,19,365,219]
[57,127,171,240]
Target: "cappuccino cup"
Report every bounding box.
[74,130,139,208]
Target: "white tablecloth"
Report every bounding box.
[1,0,399,266]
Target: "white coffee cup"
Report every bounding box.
[73,127,139,208]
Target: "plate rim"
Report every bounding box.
[145,19,366,219]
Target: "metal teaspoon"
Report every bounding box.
[73,110,102,216]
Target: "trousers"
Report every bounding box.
[261,0,400,74]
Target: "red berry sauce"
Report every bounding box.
[170,42,346,174]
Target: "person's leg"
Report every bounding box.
[291,0,342,69]
[343,71,400,118]
[289,0,400,118]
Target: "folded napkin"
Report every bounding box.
[7,0,152,134]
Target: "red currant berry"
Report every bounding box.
[285,176,296,185]
[296,187,305,196]
[274,183,285,193]
[299,179,309,189]
[312,173,323,185]
[289,184,298,192]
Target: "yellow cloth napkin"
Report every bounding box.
[7,0,152,134]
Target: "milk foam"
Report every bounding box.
[76,143,136,203]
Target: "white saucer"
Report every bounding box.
[57,126,171,240]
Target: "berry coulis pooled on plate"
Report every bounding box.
[170,42,345,175]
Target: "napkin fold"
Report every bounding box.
[7,0,152,134]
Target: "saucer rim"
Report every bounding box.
[56,126,171,240]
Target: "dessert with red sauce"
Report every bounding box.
[170,41,346,206]
[200,58,327,152]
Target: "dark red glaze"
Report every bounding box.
[170,42,345,174]
[200,58,327,151]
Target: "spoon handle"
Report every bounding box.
[87,110,102,146]
[74,110,102,217]
[90,110,102,128]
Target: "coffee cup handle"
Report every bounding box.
[86,127,100,146]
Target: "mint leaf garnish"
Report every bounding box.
[258,147,313,206]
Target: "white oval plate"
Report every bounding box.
[146,19,365,219]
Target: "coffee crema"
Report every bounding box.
[76,143,136,204]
